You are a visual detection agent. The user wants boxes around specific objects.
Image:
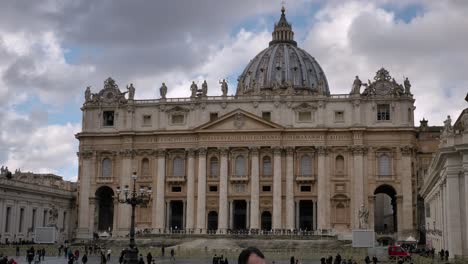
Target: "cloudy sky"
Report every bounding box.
[0,0,467,180]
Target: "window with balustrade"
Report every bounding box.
[209,157,219,178]
[300,154,312,176]
[262,156,272,177]
[101,158,112,178]
[235,155,246,176]
[172,157,185,176]
[378,154,392,176]
[141,158,150,177]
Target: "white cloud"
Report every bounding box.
[303,1,468,125]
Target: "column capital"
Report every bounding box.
[155,149,166,157]
[400,145,414,156]
[186,148,197,157]
[77,150,95,159]
[119,148,136,158]
[198,147,207,156]
[349,145,368,155]
[316,146,329,155]
[285,147,295,156]
[219,147,229,156]
[249,147,259,156]
[273,146,283,155]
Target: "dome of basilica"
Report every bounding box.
[236,7,330,96]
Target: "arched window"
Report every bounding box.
[379,154,391,176]
[262,156,272,176]
[173,157,184,176]
[336,203,346,223]
[335,155,344,175]
[141,158,150,176]
[235,155,246,176]
[300,155,312,176]
[210,157,219,178]
[101,158,112,177]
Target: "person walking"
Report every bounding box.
[364,256,370,264]
[41,249,45,261]
[33,252,40,264]
[15,247,19,257]
[146,252,152,264]
[27,249,34,264]
[137,255,145,264]
[82,254,88,264]
[290,256,295,264]
[161,246,165,257]
[170,249,175,263]
[445,250,449,261]
[106,249,112,262]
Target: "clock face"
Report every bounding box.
[374,81,393,96]
[103,90,116,102]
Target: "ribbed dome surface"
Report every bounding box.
[236,7,329,96]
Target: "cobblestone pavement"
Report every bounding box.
[10,256,322,264]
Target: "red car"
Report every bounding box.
[388,245,412,262]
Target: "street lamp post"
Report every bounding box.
[116,172,152,264]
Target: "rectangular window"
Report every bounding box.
[171,186,182,192]
[103,111,115,126]
[262,185,271,192]
[171,114,185,124]
[63,212,67,229]
[300,185,312,192]
[209,185,218,192]
[5,207,11,232]
[298,111,312,122]
[334,111,344,122]
[43,210,47,227]
[19,208,24,233]
[377,104,391,121]
[210,113,218,122]
[32,209,36,229]
[143,115,151,126]
[262,112,271,121]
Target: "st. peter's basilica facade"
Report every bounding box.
[76,8,438,243]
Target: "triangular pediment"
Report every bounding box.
[195,109,284,132]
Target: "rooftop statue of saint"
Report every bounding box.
[351,76,362,95]
[127,83,135,100]
[190,81,198,98]
[85,86,91,102]
[219,79,228,96]
[201,80,208,97]
[160,82,167,99]
[404,77,412,95]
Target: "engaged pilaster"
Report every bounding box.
[272,146,283,230]
[285,147,295,230]
[350,145,367,229]
[76,150,94,240]
[250,147,260,230]
[185,149,196,231]
[218,147,229,233]
[153,149,166,233]
[317,146,329,230]
[196,147,207,233]
[400,146,413,235]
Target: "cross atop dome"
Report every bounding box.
[269,5,297,46]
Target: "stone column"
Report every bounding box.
[285,147,295,230]
[153,149,166,233]
[317,146,329,230]
[295,201,300,229]
[400,146,413,234]
[117,150,133,235]
[351,146,366,229]
[182,201,186,231]
[446,167,462,257]
[249,147,260,230]
[88,198,96,236]
[166,201,171,230]
[246,200,250,229]
[218,148,229,234]
[185,149,196,231]
[272,147,283,230]
[313,201,318,230]
[196,148,207,233]
[76,150,94,240]
[463,153,468,250]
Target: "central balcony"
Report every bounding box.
[166,175,186,183]
[295,174,315,183]
[230,175,249,183]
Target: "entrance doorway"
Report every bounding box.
[95,186,114,232]
[207,211,218,231]
[374,184,397,233]
[233,200,247,230]
[261,211,272,231]
[299,200,314,230]
[169,200,183,230]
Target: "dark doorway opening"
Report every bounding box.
[207,211,218,231]
[299,200,314,230]
[170,200,183,230]
[95,186,114,232]
[374,184,397,233]
[233,200,247,230]
[261,211,272,231]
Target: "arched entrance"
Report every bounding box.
[233,200,247,230]
[374,184,397,234]
[299,200,314,230]
[261,211,272,231]
[169,200,183,230]
[95,186,114,232]
[207,211,218,231]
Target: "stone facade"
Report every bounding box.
[76,8,438,242]
[0,171,77,243]
[421,109,468,258]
